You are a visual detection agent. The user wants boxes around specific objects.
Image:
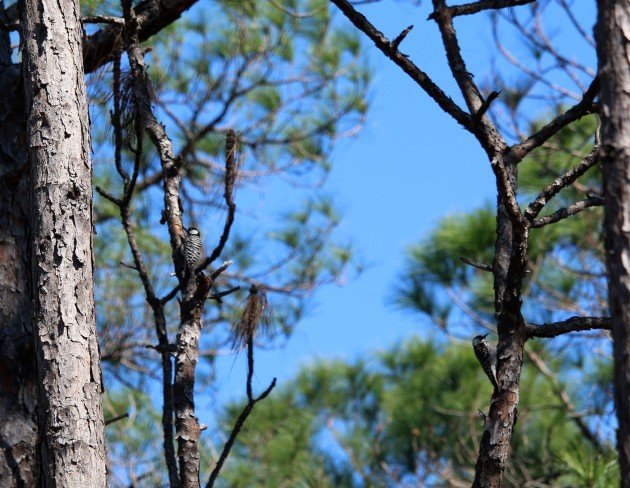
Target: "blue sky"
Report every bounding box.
[195,0,597,428]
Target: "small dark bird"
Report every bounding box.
[472,334,499,390]
[183,227,202,273]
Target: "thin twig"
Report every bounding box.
[510,77,600,162]
[430,0,483,113]
[209,286,241,303]
[474,91,501,121]
[427,0,535,20]
[105,412,130,426]
[95,185,122,205]
[206,338,276,487]
[391,25,413,51]
[524,148,599,221]
[531,195,603,228]
[461,257,493,272]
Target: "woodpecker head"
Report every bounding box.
[472,334,489,347]
[187,227,200,236]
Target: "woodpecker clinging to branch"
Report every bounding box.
[183,226,202,274]
[472,334,498,390]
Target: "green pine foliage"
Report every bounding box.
[214,338,617,487]
[88,0,369,382]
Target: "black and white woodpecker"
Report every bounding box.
[183,227,203,274]
[472,334,498,390]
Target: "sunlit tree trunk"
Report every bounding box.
[20,0,107,483]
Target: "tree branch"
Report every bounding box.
[531,195,603,228]
[524,147,600,221]
[474,90,501,122]
[205,337,276,487]
[525,316,611,339]
[104,412,130,426]
[430,0,483,113]
[510,77,600,161]
[461,256,493,272]
[427,0,536,20]
[330,0,473,130]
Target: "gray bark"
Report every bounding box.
[596,0,630,484]
[0,23,37,486]
[20,0,107,484]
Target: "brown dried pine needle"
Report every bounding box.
[230,284,273,349]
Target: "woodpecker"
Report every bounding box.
[472,334,498,390]
[183,227,202,274]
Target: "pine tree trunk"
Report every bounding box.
[596,1,630,484]
[0,24,37,486]
[20,0,107,484]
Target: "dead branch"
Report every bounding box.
[525,316,611,339]
[524,147,600,222]
[330,0,473,130]
[510,77,600,161]
[531,195,603,228]
[427,0,536,20]
[205,337,276,487]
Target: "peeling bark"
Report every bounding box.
[596,0,630,484]
[20,0,107,484]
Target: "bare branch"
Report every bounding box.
[123,0,184,276]
[532,195,603,228]
[428,0,535,20]
[510,77,600,161]
[525,316,611,339]
[205,337,276,488]
[210,260,233,281]
[95,185,122,206]
[391,25,413,51]
[430,0,483,113]
[209,286,241,303]
[119,2,180,483]
[330,0,473,130]
[104,412,130,426]
[474,90,501,122]
[524,147,600,221]
[83,15,125,25]
[461,256,493,272]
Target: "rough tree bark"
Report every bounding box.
[0,0,198,482]
[596,0,630,484]
[20,0,107,484]
[0,19,37,486]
